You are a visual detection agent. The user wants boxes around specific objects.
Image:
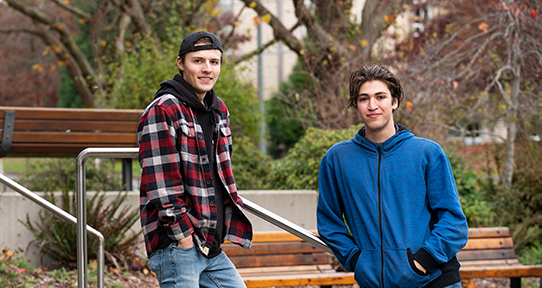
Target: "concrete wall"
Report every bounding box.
[0,189,318,268]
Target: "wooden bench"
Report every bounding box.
[223,228,542,288]
[0,106,143,189]
[222,231,355,288]
[459,226,542,288]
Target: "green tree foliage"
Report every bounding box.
[231,136,273,190]
[266,60,317,158]
[104,35,260,141]
[269,125,362,191]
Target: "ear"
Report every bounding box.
[176,57,184,72]
[392,97,399,110]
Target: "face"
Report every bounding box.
[177,49,222,101]
[356,80,398,142]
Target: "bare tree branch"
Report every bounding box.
[50,0,90,19]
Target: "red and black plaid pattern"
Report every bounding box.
[137,95,252,258]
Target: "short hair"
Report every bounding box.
[178,36,223,75]
[347,65,404,112]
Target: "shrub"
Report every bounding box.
[446,149,496,227]
[231,136,272,190]
[269,125,361,191]
[18,158,141,268]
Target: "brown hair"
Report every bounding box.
[347,65,404,112]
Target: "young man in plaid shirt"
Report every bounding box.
[137,31,253,288]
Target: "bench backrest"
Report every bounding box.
[458,226,520,266]
[0,107,144,157]
[222,231,332,269]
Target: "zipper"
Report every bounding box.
[377,143,384,287]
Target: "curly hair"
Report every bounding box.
[347,65,404,112]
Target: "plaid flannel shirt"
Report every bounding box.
[137,94,252,258]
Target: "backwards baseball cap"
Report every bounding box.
[178,31,223,57]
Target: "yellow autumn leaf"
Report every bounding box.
[50,65,57,71]
[261,13,272,23]
[100,40,107,47]
[253,16,262,25]
[125,41,132,47]
[57,61,65,66]
[478,22,489,33]
[249,1,256,8]
[419,47,426,56]
[42,46,50,56]
[53,45,62,53]
[360,39,368,47]
[403,4,411,10]
[64,0,70,4]
[78,18,87,24]
[384,15,394,24]
[406,101,413,111]
[32,64,41,70]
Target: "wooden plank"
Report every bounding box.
[457,248,517,262]
[251,231,319,243]
[460,259,521,267]
[7,132,136,144]
[0,107,143,121]
[460,265,542,278]
[243,272,356,288]
[467,227,510,238]
[230,253,330,268]
[237,265,334,275]
[462,237,514,250]
[223,241,324,257]
[0,119,138,132]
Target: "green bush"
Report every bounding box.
[231,136,272,190]
[446,149,496,227]
[18,158,141,268]
[269,125,361,191]
[266,59,318,158]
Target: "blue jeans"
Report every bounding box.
[148,244,246,288]
[443,282,462,288]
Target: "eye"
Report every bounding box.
[211,60,220,65]
[358,96,368,102]
[194,59,202,64]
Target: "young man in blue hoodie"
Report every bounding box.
[317,65,468,288]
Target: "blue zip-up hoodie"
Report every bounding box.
[317,125,468,288]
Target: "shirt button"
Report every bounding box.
[210,202,215,206]
[198,135,203,139]
[206,180,211,184]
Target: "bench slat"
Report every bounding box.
[0,119,137,132]
[250,231,318,243]
[229,253,330,268]
[457,248,517,261]
[460,259,521,267]
[461,265,542,278]
[237,264,334,275]
[223,241,322,257]
[467,227,510,238]
[7,132,136,144]
[243,271,356,288]
[462,237,514,250]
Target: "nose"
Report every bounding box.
[202,61,212,72]
[367,98,377,110]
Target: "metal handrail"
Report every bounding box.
[75,147,332,288]
[0,173,105,286]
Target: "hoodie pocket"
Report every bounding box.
[383,248,441,288]
[353,249,380,287]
